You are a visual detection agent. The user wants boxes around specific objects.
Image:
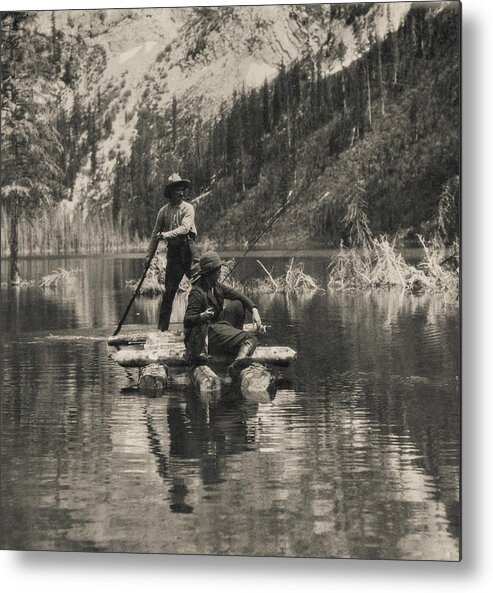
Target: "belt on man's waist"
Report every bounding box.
[168,233,196,248]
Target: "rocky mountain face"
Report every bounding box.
[33,3,412,208]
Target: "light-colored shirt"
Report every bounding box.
[145,200,197,259]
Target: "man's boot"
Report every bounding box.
[190,354,210,369]
[228,338,257,380]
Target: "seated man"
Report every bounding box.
[184,251,262,379]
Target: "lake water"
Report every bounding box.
[0,253,460,559]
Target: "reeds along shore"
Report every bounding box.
[2,201,458,298]
[7,237,458,298]
[0,206,145,257]
[1,207,219,258]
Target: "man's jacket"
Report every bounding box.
[146,201,197,259]
[184,277,256,356]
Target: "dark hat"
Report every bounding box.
[197,251,227,275]
[163,173,190,198]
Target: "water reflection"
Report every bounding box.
[141,387,266,514]
[0,255,459,559]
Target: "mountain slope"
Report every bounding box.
[187,2,460,247]
[34,4,413,209]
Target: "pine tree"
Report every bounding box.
[1,12,62,283]
[386,5,400,94]
[50,12,59,74]
[376,38,386,116]
[87,107,98,176]
[261,79,271,134]
[171,95,177,150]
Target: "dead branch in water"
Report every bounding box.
[256,259,278,291]
[39,268,81,288]
[248,258,324,294]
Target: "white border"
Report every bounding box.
[2,0,492,590]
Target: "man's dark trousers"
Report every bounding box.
[208,300,254,354]
[158,241,198,331]
[185,300,257,365]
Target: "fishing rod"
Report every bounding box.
[221,190,296,284]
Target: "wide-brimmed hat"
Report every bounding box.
[197,251,227,275]
[163,173,190,198]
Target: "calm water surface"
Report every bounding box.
[0,254,460,559]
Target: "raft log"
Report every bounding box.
[190,365,222,394]
[113,345,296,368]
[239,363,276,394]
[138,363,168,395]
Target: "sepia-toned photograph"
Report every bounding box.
[1,1,460,561]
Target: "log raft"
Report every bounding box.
[239,363,276,394]
[113,345,296,368]
[108,327,295,396]
[189,365,222,394]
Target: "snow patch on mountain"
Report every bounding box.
[119,45,143,64]
[245,61,278,87]
[373,2,412,40]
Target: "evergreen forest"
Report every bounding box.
[1,3,460,269]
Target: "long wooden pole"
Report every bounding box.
[113,257,153,336]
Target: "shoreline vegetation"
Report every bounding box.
[3,175,458,298]
[0,203,443,259]
[122,234,458,300]
[3,236,458,300]
[3,235,458,300]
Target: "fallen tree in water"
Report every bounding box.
[328,235,458,296]
[327,171,459,296]
[2,268,81,289]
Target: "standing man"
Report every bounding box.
[184,251,262,379]
[144,173,199,331]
